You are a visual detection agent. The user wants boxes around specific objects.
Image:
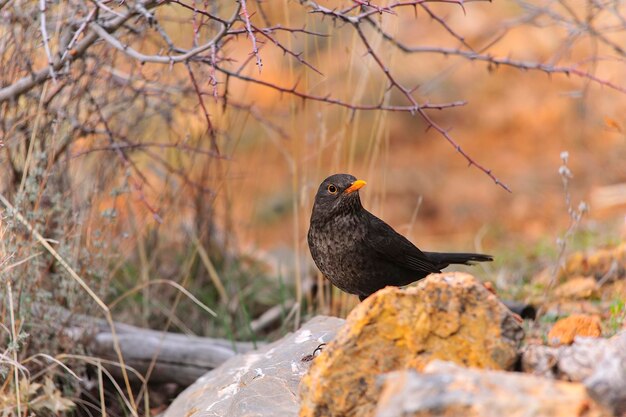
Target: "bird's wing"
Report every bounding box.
[364,213,440,273]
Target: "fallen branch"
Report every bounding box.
[35,306,260,386]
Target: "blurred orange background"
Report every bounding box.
[75,0,626,276]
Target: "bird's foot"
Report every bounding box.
[301,343,327,362]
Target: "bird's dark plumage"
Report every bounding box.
[307,173,493,301]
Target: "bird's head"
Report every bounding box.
[311,173,367,221]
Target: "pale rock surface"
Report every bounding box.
[374,361,607,417]
[163,315,345,417]
[523,331,626,416]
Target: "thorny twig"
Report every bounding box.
[354,24,510,190]
[1,0,625,198]
[240,0,263,72]
[185,62,219,154]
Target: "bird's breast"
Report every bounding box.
[308,214,370,293]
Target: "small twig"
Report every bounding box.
[169,0,230,25]
[251,23,324,75]
[60,8,96,61]
[217,66,467,112]
[210,43,219,100]
[39,0,56,82]
[420,3,474,50]
[240,0,263,72]
[93,0,125,18]
[351,0,397,15]
[185,62,219,154]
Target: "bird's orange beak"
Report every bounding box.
[345,179,367,194]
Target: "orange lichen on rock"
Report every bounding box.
[548,314,602,346]
[299,272,524,417]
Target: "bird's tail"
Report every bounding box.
[424,252,493,269]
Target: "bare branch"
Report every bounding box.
[365,19,626,94]
[216,66,468,112]
[0,0,158,103]
[353,24,510,191]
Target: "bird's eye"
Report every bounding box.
[327,184,338,194]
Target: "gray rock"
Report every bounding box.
[163,315,345,417]
[374,361,607,417]
[522,330,626,416]
[584,331,626,416]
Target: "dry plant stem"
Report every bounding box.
[56,354,142,413]
[549,151,588,288]
[17,82,48,196]
[133,257,196,403]
[0,252,42,273]
[0,193,139,416]
[97,361,107,417]
[22,353,81,380]
[191,234,229,305]
[108,279,217,316]
[6,280,21,417]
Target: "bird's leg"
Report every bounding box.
[313,343,327,355]
[301,343,327,362]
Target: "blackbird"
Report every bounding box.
[307,173,493,301]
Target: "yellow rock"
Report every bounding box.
[548,314,602,346]
[299,272,524,417]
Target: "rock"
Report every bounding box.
[563,243,626,282]
[299,273,524,417]
[522,331,626,416]
[542,300,603,318]
[554,276,598,299]
[547,314,602,346]
[520,344,560,378]
[163,316,345,417]
[374,361,607,417]
[533,243,626,286]
[585,331,626,416]
[523,339,609,381]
